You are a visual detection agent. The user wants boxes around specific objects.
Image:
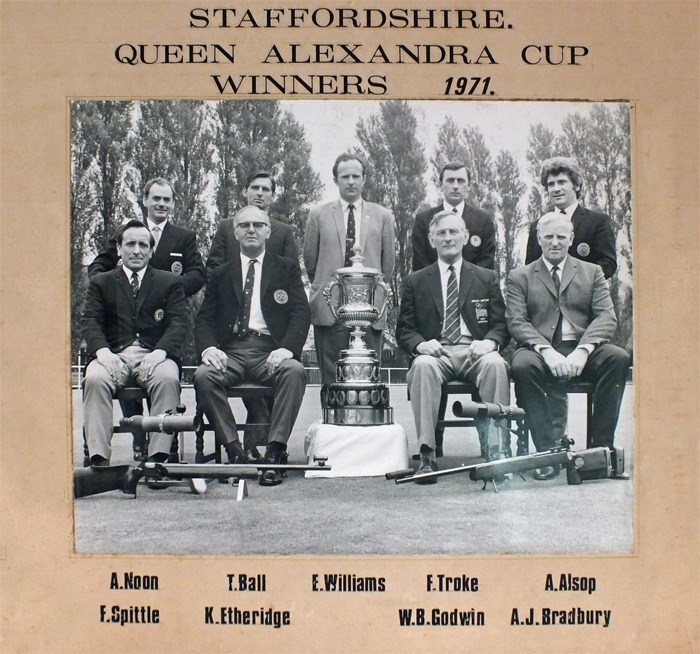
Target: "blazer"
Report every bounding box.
[304,199,395,328]
[82,266,187,359]
[506,256,617,349]
[195,253,311,360]
[396,259,509,356]
[206,216,298,272]
[412,203,496,272]
[524,204,617,279]
[88,221,205,297]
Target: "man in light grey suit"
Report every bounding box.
[304,153,395,406]
[506,213,630,480]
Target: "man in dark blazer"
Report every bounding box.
[82,220,187,466]
[194,206,310,486]
[206,170,298,459]
[397,210,510,483]
[507,213,630,480]
[412,161,496,272]
[88,178,205,297]
[304,153,395,406]
[524,157,618,444]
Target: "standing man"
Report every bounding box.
[412,161,496,272]
[524,157,618,443]
[507,213,629,481]
[87,178,205,460]
[397,211,510,483]
[304,153,395,406]
[206,170,298,460]
[194,206,310,486]
[82,220,187,466]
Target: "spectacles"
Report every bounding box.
[235,221,269,231]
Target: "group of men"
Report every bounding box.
[81,153,630,488]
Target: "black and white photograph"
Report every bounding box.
[71,99,634,556]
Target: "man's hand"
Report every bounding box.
[566,347,590,378]
[540,347,573,379]
[468,339,496,360]
[201,347,228,371]
[415,339,446,358]
[138,349,167,379]
[95,348,126,382]
[266,348,293,375]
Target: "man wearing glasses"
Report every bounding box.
[193,206,310,486]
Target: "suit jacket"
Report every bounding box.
[304,199,395,327]
[87,222,205,297]
[412,203,496,272]
[195,253,311,360]
[206,216,298,272]
[506,256,617,349]
[524,204,617,279]
[396,259,509,356]
[82,267,187,359]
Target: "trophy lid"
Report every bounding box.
[336,244,381,276]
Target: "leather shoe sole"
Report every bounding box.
[259,470,283,486]
[533,465,560,481]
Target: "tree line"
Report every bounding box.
[71,100,632,364]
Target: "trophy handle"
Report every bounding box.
[375,279,393,321]
[323,279,339,320]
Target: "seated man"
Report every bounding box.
[194,206,310,486]
[82,220,186,466]
[396,210,511,484]
[506,212,630,480]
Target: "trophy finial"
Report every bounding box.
[350,243,365,267]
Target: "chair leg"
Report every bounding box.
[195,409,205,464]
[516,419,529,456]
[586,392,594,449]
[434,392,449,458]
[168,433,180,463]
[82,427,90,467]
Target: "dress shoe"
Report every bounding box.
[90,455,110,468]
[224,439,248,465]
[244,444,263,463]
[533,465,560,481]
[132,446,146,462]
[414,456,438,485]
[259,442,286,486]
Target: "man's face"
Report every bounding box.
[234,208,271,258]
[334,159,365,203]
[537,216,574,266]
[428,214,468,264]
[142,183,174,225]
[546,172,579,210]
[441,167,469,207]
[118,227,153,272]
[244,176,274,210]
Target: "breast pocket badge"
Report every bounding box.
[577,242,591,257]
[274,290,289,304]
[470,235,482,247]
[472,299,489,322]
[171,261,183,275]
[154,309,165,322]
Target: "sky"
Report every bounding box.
[281,99,607,205]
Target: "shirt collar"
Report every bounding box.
[543,255,568,272]
[443,200,464,216]
[240,250,266,269]
[340,198,362,214]
[559,201,578,217]
[437,257,463,277]
[122,265,148,282]
[147,218,168,232]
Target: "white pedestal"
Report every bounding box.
[304,420,409,478]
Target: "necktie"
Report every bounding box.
[130,272,140,297]
[151,224,161,248]
[558,208,566,215]
[237,259,257,337]
[452,207,458,214]
[443,265,461,344]
[551,264,563,347]
[344,204,356,267]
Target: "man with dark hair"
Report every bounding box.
[194,207,310,486]
[412,161,496,272]
[304,152,395,406]
[507,213,629,481]
[524,157,618,444]
[206,170,298,460]
[87,178,205,459]
[397,210,510,483]
[82,219,187,466]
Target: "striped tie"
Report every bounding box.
[443,265,461,344]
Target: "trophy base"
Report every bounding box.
[323,407,394,426]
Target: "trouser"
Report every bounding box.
[406,346,511,452]
[511,342,630,452]
[194,338,306,448]
[83,345,180,461]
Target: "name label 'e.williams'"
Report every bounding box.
[312,574,385,592]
